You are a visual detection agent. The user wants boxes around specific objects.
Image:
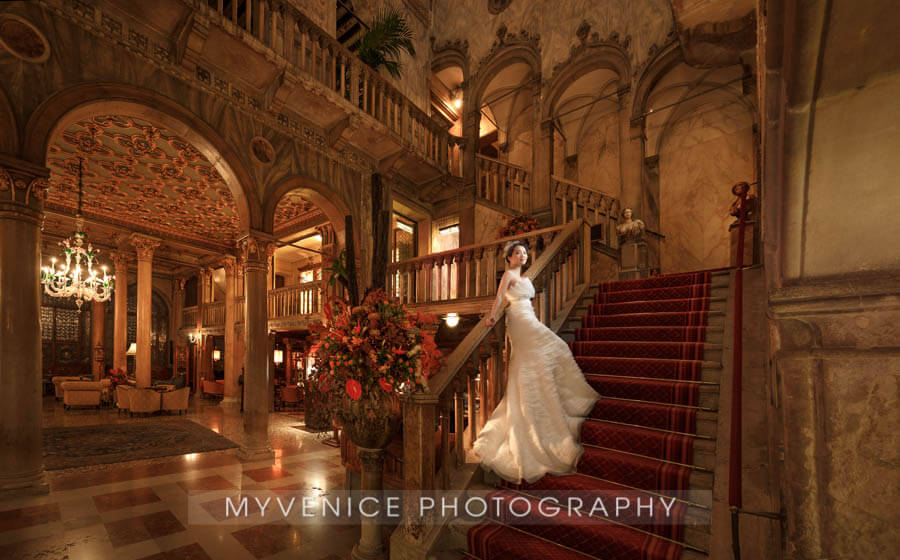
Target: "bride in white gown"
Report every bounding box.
[473,241,600,484]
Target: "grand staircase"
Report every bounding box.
[464,270,730,560]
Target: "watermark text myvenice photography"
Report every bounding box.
[187,489,709,527]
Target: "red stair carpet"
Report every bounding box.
[467,271,714,560]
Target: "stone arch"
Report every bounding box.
[262,174,351,245]
[469,42,541,112]
[653,72,757,156]
[543,44,631,120]
[631,43,684,126]
[21,83,261,230]
[431,46,469,82]
[0,85,18,155]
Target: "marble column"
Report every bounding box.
[91,299,105,379]
[131,235,160,388]
[531,83,554,222]
[0,156,49,495]
[238,232,275,461]
[111,251,129,373]
[173,277,185,375]
[223,257,239,404]
[620,92,645,218]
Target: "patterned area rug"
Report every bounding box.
[43,420,238,470]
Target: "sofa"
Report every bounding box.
[161,387,190,414]
[60,381,104,409]
[52,376,84,399]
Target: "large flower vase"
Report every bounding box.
[340,388,400,560]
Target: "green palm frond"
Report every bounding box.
[356,7,416,79]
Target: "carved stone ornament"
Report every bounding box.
[487,0,513,15]
[0,14,50,63]
[238,234,277,264]
[250,136,275,164]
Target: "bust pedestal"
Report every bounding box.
[619,241,651,280]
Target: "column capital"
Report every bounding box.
[174,276,186,292]
[222,256,237,276]
[130,234,161,261]
[0,154,49,222]
[237,231,277,266]
[199,266,214,279]
[110,251,129,269]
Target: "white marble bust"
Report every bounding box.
[616,208,646,243]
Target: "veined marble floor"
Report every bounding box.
[0,396,355,560]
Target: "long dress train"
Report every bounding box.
[473,277,600,484]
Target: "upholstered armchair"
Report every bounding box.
[129,389,161,415]
[161,387,190,414]
[60,381,103,409]
[52,376,83,399]
[277,385,302,410]
[115,385,132,413]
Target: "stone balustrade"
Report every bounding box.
[476,155,531,213]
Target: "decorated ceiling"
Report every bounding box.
[273,191,324,232]
[46,115,240,249]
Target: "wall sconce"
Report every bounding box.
[273,349,284,364]
[188,332,197,343]
[213,349,221,361]
[126,342,137,355]
[296,360,302,370]
[444,312,460,328]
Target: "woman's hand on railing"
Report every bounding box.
[485,315,496,327]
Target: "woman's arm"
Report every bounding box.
[486,271,512,327]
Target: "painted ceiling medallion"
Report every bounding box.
[250,136,275,164]
[0,14,50,63]
[46,115,240,248]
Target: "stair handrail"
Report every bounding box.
[729,181,750,560]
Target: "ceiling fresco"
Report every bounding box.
[273,191,325,233]
[45,115,240,249]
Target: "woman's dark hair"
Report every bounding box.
[504,240,529,264]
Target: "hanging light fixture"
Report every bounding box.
[40,155,114,310]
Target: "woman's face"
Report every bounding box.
[624,208,633,219]
[508,245,528,267]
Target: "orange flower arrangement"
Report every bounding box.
[309,289,442,407]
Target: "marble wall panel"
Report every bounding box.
[474,203,509,245]
[577,111,620,198]
[658,99,754,274]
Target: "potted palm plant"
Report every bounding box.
[356,6,416,79]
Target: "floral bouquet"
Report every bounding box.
[499,214,540,238]
[107,367,127,388]
[309,289,442,403]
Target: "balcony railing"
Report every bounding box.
[551,175,620,250]
[179,284,319,330]
[387,225,565,308]
[202,301,225,328]
[476,155,531,213]
[268,282,322,319]
[194,0,448,170]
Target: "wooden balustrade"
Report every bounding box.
[399,219,592,519]
[551,175,620,250]
[196,0,447,170]
[182,306,198,329]
[202,301,226,327]
[476,155,531,213]
[267,282,322,319]
[387,225,565,306]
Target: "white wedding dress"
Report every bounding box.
[473,277,600,484]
